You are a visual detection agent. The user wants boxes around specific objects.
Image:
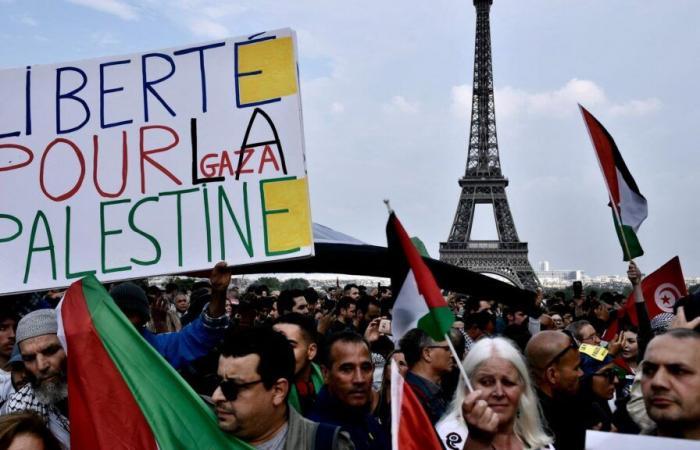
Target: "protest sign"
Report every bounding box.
[0,28,313,294]
[586,430,700,449]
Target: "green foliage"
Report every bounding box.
[256,276,281,291]
[280,277,310,291]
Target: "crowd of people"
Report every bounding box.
[0,260,699,449]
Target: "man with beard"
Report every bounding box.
[7,309,69,448]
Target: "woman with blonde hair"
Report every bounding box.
[436,337,553,450]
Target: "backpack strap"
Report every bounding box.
[314,422,340,450]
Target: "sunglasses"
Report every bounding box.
[544,330,578,368]
[593,368,625,383]
[218,378,263,401]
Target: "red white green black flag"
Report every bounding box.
[57,275,252,450]
[580,105,648,261]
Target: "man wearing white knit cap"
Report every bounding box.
[6,308,70,449]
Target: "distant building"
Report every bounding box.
[539,261,550,272]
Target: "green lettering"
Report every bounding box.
[218,183,252,259]
[159,187,199,267]
[203,184,212,263]
[100,198,132,274]
[0,213,22,243]
[65,206,96,279]
[23,210,56,283]
[128,196,161,266]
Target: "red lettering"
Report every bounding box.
[234,148,255,175]
[93,132,128,198]
[218,150,234,177]
[139,125,182,194]
[258,145,280,173]
[200,153,219,178]
[0,143,33,172]
[39,138,86,202]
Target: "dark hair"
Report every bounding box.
[336,297,355,313]
[343,283,359,293]
[357,297,370,314]
[464,310,495,330]
[274,313,317,344]
[165,282,179,295]
[322,331,369,368]
[0,304,18,324]
[253,284,269,296]
[398,328,433,368]
[0,412,62,450]
[219,327,295,392]
[192,280,212,291]
[277,289,304,315]
[303,287,319,305]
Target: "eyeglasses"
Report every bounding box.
[593,368,624,384]
[218,378,263,401]
[544,330,578,368]
[426,345,450,351]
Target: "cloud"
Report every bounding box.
[91,31,120,45]
[383,95,420,114]
[608,98,662,117]
[16,15,38,26]
[67,0,139,21]
[331,102,345,114]
[186,17,229,39]
[451,78,660,120]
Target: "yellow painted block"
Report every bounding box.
[579,343,608,361]
[238,37,298,104]
[262,177,311,254]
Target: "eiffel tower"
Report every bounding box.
[439,0,539,291]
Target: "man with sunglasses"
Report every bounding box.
[398,328,454,425]
[526,330,586,450]
[212,327,353,449]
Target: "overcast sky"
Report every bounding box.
[2,0,699,278]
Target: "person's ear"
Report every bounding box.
[322,364,330,383]
[422,347,432,363]
[272,378,289,406]
[307,342,318,362]
[545,366,558,386]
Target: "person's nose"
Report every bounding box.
[212,385,226,403]
[36,354,50,373]
[493,382,505,398]
[650,367,670,391]
[352,368,365,384]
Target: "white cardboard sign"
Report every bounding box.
[0,28,313,294]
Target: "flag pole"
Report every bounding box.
[578,104,634,261]
[445,333,474,392]
[384,199,473,392]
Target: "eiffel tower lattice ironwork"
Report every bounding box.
[439,0,539,291]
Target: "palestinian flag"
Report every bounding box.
[56,275,252,450]
[580,105,648,261]
[390,363,443,450]
[603,257,687,339]
[387,212,454,342]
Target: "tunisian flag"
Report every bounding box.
[56,275,251,450]
[604,257,687,339]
